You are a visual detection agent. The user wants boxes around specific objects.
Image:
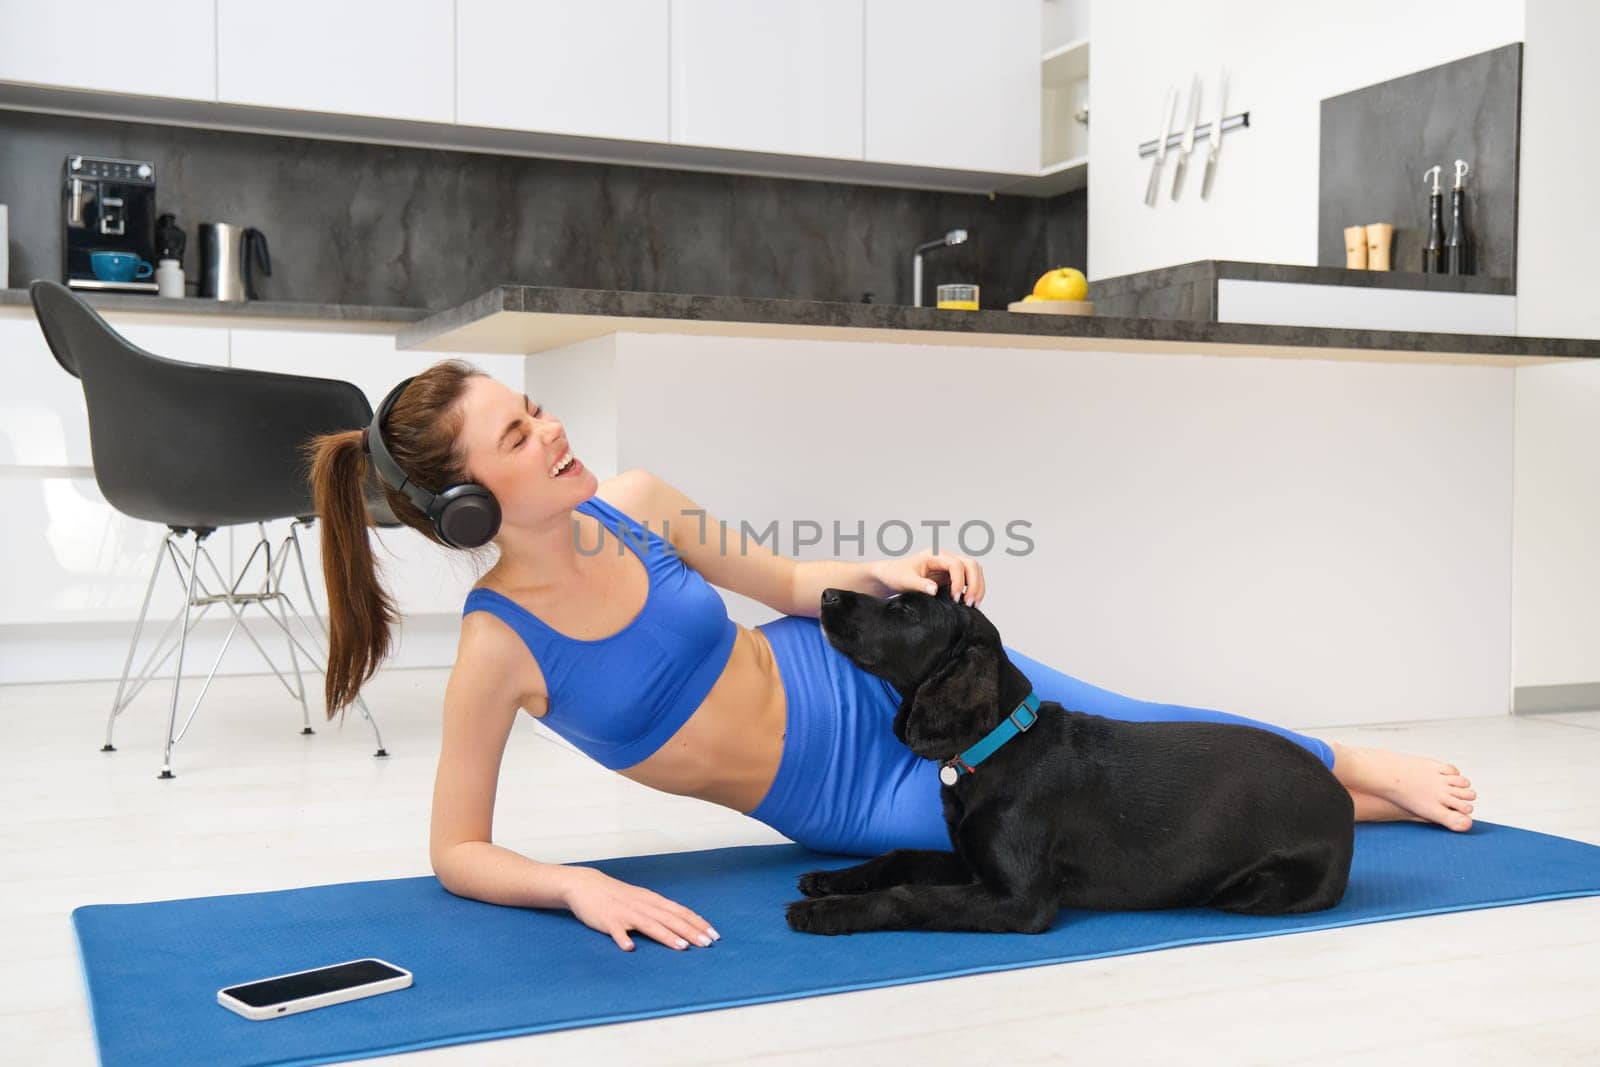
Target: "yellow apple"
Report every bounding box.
[1032,267,1088,301]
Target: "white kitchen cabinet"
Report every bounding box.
[863,0,1039,174]
[1,316,229,628]
[226,329,525,617]
[2,477,196,627]
[669,0,863,160]
[0,0,216,101]
[4,317,229,469]
[457,0,668,143]
[217,0,453,123]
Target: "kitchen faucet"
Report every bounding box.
[911,229,968,307]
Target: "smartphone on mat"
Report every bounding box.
[216,958,412,1021]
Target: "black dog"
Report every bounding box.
[786,586,1353,936]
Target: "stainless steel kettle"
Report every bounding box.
[197,223,271,301]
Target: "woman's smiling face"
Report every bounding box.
[454,375,597,530]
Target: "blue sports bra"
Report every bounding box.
[461,494,738,770]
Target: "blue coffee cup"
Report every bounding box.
[90,251,155,283]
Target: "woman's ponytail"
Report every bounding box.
[306,429,398,718]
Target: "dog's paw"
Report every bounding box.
[796,867,868,898]
[785,896,860,936]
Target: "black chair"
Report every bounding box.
[29,279,392,778]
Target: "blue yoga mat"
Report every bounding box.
[74,821,1600,1067]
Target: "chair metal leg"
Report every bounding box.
[288,521,329,640]
[159,533,204,779]
[108,592,216,721]
[188,539,305,706]
[103,531,173,752]
[108,522,394,777]
[273,587,391,758]
[109,601,214,721]
[202,524,390,759]
[258,523,313,735]
[151,536,311,765]
[350,695,389,758]
[286,619,313,736]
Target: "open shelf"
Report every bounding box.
[1042,36,1090,89]
[1037,35,1089,192]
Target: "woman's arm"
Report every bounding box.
[614,468,985,617]
[433,614,718,951]
[430,616,572,907]
[789,559,894,617]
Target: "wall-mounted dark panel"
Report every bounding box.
[1318,43,1520,283]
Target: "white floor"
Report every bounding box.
[3,669,1598,1066]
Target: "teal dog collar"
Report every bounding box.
[938,692,1042,786]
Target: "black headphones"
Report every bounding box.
[364,376,502,549]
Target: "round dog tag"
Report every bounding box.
[939,764,959,786]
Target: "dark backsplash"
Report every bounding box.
[0,108,1086,310]
[1319,44,1520,282]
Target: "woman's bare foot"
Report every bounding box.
[1327,741,1477,831]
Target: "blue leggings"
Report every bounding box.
[748,615,1334,857]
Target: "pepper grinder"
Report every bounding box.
[1445,159,1474,275]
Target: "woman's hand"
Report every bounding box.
[871,551,986,606]
[562,866,721,952]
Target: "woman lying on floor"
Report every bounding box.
[305,360,1476,953]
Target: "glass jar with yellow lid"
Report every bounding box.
[935,283,979,310]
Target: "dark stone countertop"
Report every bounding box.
[398,285,1600,363]
[0,288,429,326]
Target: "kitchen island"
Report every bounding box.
[397,285,1600,366]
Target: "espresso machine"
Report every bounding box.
[62,154,160,293]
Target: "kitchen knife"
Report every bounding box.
[1171,74,1202,200]
[1201,68,1229,200]
[1144,87,1179,207]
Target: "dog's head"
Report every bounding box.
[819,584,1026,761]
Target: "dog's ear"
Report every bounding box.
[904,642,999,756]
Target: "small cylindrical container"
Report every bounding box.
[936,283,980,310]
[1365,222,1393,271]
[1343,225,1368,269]
[156,258,185,298]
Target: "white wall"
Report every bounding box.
[611,333,1514,731]
[1514,362,1600,692]
[1510,2,1600,701]
[1517,0,1600,341]
[524,336,621,485]
[1087,0,1524,280]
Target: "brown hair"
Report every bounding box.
[303,359,488,717]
